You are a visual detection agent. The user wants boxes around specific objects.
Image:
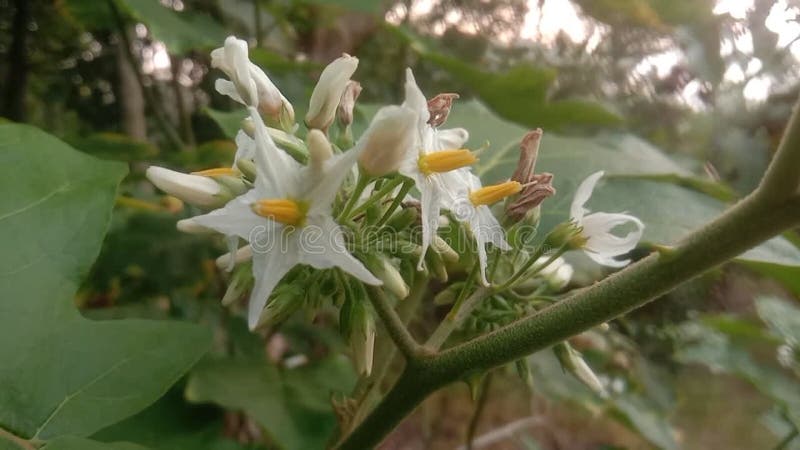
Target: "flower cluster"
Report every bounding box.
[145,36,645,372]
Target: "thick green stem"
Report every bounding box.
[759,101,800,199]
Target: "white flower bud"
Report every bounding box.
[307,129,333,175]
[176,218,215,234]
[432,235,459,264]
[337,80,362,128]
[215,245,254,270]
[357,105,417,176]
[351,305,376,376]
[306,54,358,130]
[146,166,222,208]
[537,256,573,290]
[378,257,409,300]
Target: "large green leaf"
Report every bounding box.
[185,356,356,450]
[118,0,227,54]
[395,28,622,130]
[756,296,800,345]
[94,390,257,450]
[42,436,149,450]
[0,125,212,445]
[446,100,800,267]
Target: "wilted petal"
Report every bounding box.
[580,211,644,262]
[570,171,604,222]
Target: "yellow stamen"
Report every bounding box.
[418,149,477,175]
[468,181,522,206]
[252,198,308,226]
[191,167,239,177]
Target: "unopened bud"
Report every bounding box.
[433,281,464,305]
[543,221,584,250]
[425,248,448,282]
[236,158,257,181]
[357,105,417,176]
[146,166,223,208]
[377,257,409,300]
[307,129,333,176]
[176,217,215,234]
[384,207,419,232]
[427,93,459,127]
[348,299,375,376]
[337,80,362,128]
[306,54,359,131]
[432,235,459,264]
[255,285,303,329]
[553,342,607,397]
[212,36,286,113]
[222,263,253,306]
[216,245,254,270]
[536,256,573,290]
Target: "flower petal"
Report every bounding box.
[248,249,298,330]
[403,68,430,127]
[435,127,469,150]
[418,176,443,270]
[469,205,510,285]
[247,106,301,197]
[570,171,604,222]
[306,146,363,214]
[299,216,382,285]
[191,190,263,240]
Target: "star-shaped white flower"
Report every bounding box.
[192,107,380,329]
[451,173,513,286]
[398,69,473,269]
[570,171,645,267]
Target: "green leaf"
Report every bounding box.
[447,100,800,267]
[94,389,256,450]
[305,0,384,14]
[117,0,227,54]
[205,108,247,140]
[66,133,158,162]
[0,124,212,443]
[756,296,800,345]
[396,28,622,130]
[43,436,149,450]
[185,356,356,450]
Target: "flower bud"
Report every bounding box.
[337,80,362,128]
[376,257,409,300]
[146,166,222,208]
[216,245,254,270]
[176,217,215,234]
[222,263,253,306]
[553,342,607,397]
[307,129,333,176]
[543,221,584,250]
[432,235,459,264]
[255,284,303,329]
[306,54,358,130]
[537,256,573,290]
[384,207,419,232]
[357,105,417,176]
[348,299,375,376]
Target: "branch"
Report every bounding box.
[336,95,800,449]
[366,286,424,360]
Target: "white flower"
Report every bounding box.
[146,166,224,208]
[212,36,293,119]
[398,69,474,269]
[570,171,645,267]
[305,54,359,130]
[451,173,513,286]
[191,106,380,329]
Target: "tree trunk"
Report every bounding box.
[2,0,31,121]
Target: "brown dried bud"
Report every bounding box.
[507,129,556,222]
[427,93,460,127]
[507,173,556,222]
[337,80,362,128]
[510,128,542,184]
